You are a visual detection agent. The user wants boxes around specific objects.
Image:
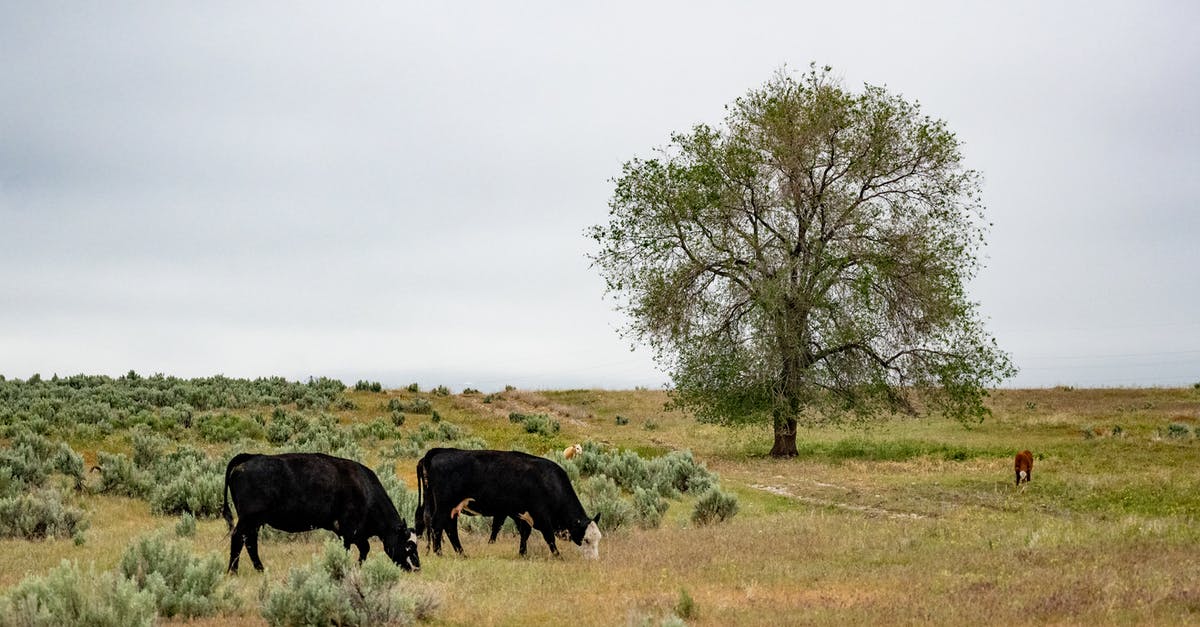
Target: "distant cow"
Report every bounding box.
[222,452,420,573]
[563,443,583,460]
[415,448,601,558]
[1014,450,1033,487]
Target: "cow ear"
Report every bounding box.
[592,513,601,525]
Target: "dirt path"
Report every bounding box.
[749,483,931,520]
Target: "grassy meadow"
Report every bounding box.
[3,379,1200,625]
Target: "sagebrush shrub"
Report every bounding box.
[129,430,165,470]
[432,385,450,396]
[632,486,669,529]
[374,464,419,526]
[0,488,88,541]
[521,414,560,437]
[691,487,739,525]
[195,412,265,443]
[93,452,152,498]
[0,560,156,627]
[261,541,439,627]
[648,450,716,497]
[351,418,400,441]
[117,534,236,618]
[404,398,433,415]
[580,475,634,532]
[0,431,85,490]
[174,513,196,537]
[149,460,223,518]
[1165,423,1191,439]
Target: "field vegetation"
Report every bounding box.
[1,374,1199,624]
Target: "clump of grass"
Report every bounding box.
[0,560,156,627]
[791,437,995,463]
[675,587,697,620]
[615,415,629,426]
[691,487,739,526]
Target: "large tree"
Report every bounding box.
[589,66,1014,457]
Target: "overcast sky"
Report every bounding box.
[2,1,1198,390]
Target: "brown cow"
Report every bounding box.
[1014,450,1033,487]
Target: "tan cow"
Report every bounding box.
[1014,450,1033,487]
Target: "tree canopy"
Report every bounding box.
[589,66,1014,456]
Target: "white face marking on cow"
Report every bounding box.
[579,521,601,559]
[1019,470,1027,480]
[406,531,420,571]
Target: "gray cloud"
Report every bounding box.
[2,1,1198,389]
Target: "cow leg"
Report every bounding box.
[431,520,444,555]
[245,526,265,571]
[488,516,505,544]
[517,519,532,556]
[445,518,465,555]
[228,524,246,573]
[539,527,560,557]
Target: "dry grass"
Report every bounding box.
[5,386,1200,625]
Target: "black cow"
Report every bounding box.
[415,448,601,558]
[222,452,420,573]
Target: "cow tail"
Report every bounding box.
[223,453,255,532]
[415,457,427,538]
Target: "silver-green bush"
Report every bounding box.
[0,560,156,627]
[0,488,87,541]
[117,534,237,619]
[691,487,739,526]
[261,542,439,627]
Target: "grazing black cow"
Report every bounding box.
[415,448,601,558]
[222,452,420,573]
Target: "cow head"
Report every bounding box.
[383,519,421,572]
[569,513,602,559]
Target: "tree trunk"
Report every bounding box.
[769,417,798,457]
